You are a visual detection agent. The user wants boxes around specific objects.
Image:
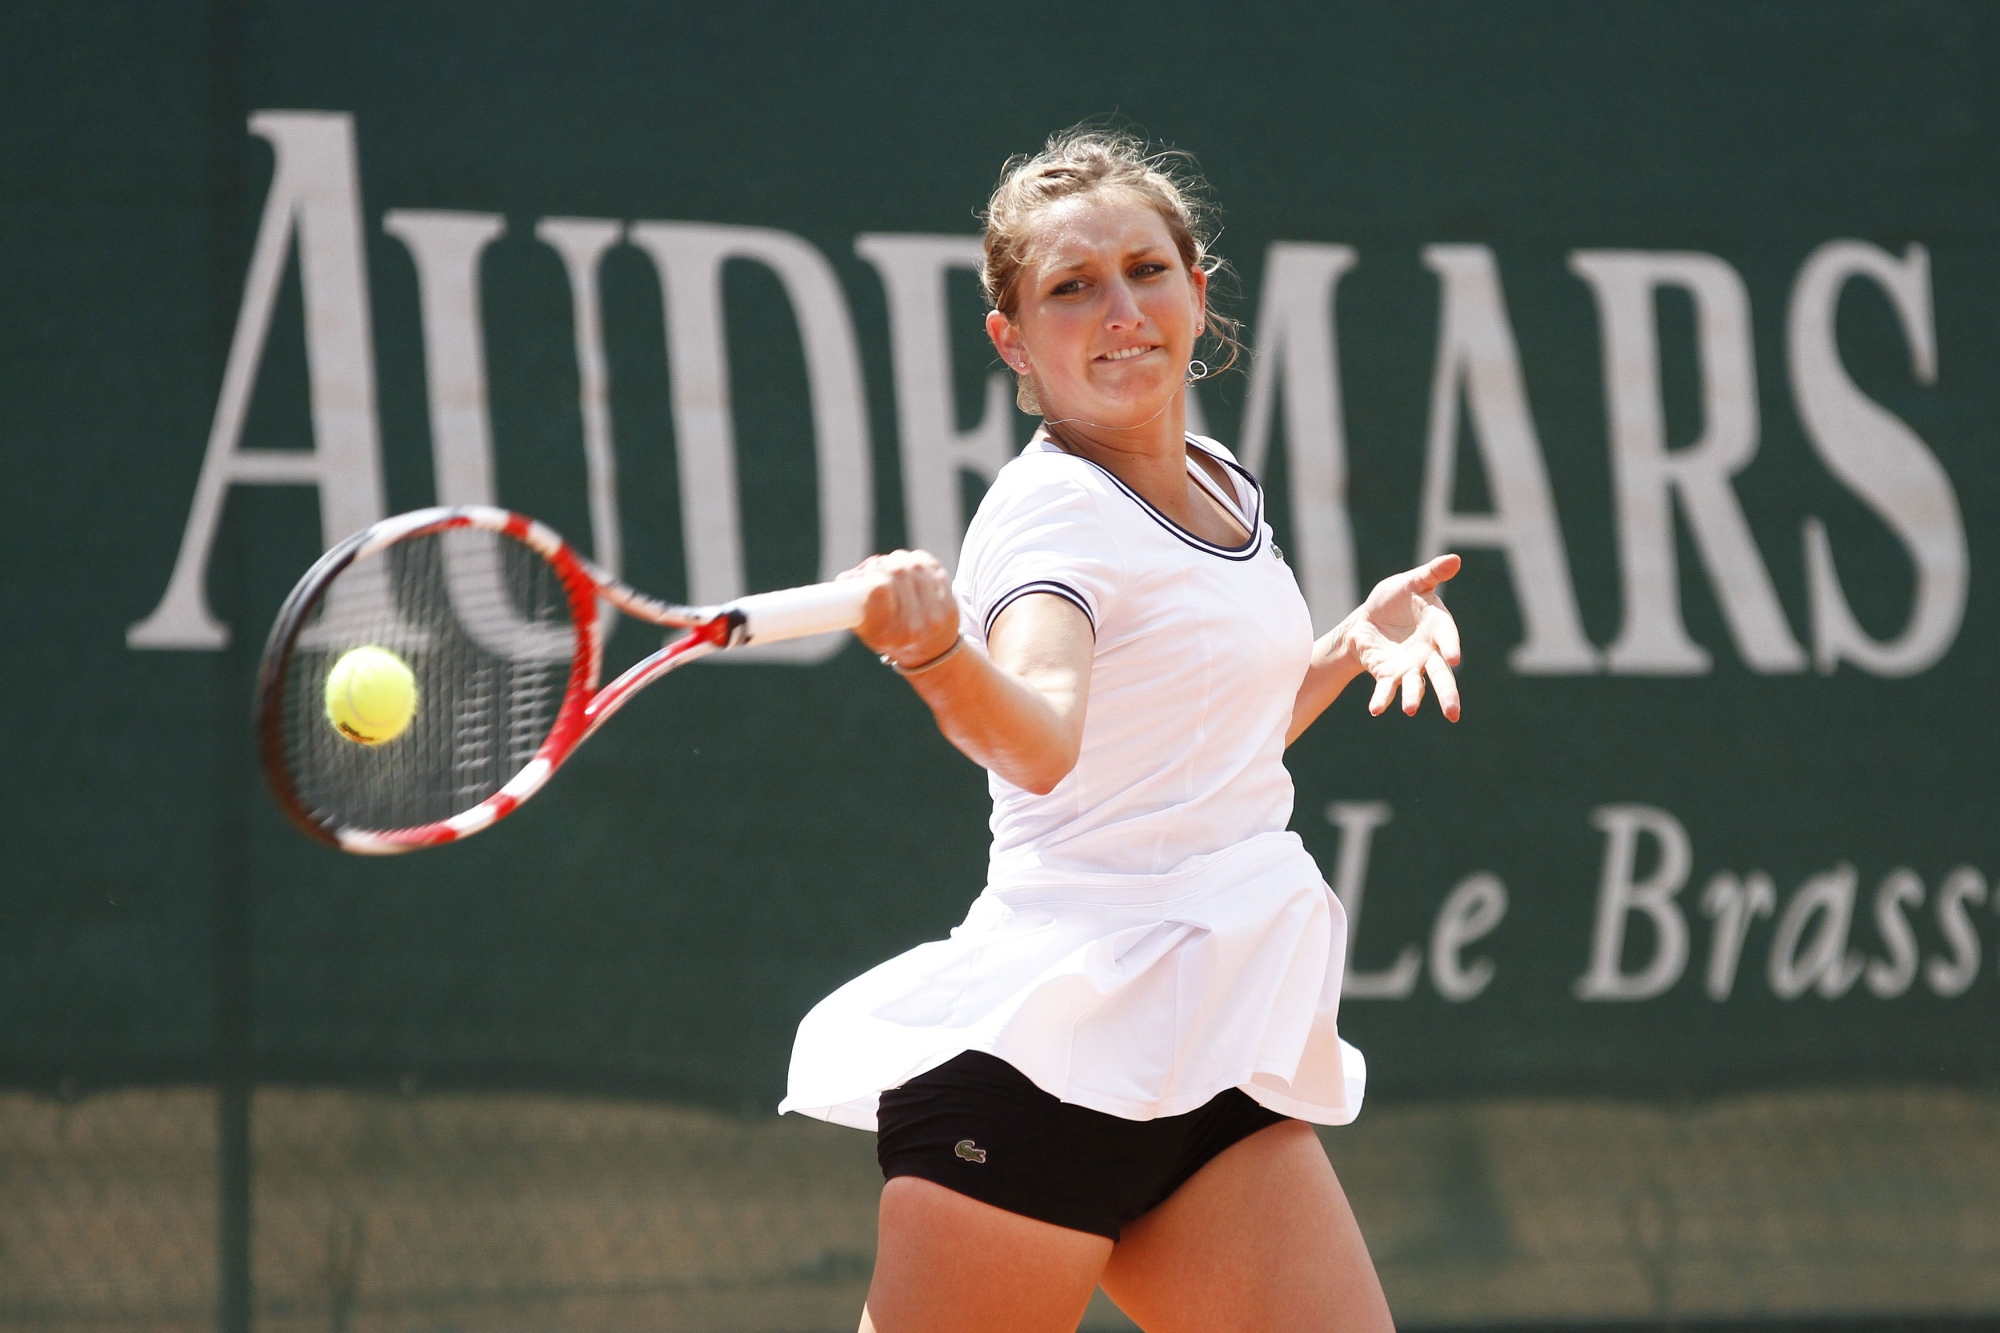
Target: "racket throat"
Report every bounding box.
[580,615,734,739]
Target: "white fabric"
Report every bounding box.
[780,432,1365,1130]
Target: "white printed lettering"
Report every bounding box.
[1430,872,1507,1002]
[1924,866,1986,997]
[1699,871,1776,1001]
[1790,241,1966,676]
[1239,244,1361,630]
[382,211,507,507]
[1576,804,1692,1000]
[628,223,873,662]
[537,218,628,622]
[1768,864,1864,999]
[1865,868,1924,999]
[1571,251,1806,674]
[1418,246,1599,673]
[129,111,387,648]
[381,210,571,662]
[1324,802,1420,999]
[854,234,1016,573]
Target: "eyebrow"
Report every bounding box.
[1046,243,1173,274]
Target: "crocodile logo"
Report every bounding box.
[953,1139,988,1164]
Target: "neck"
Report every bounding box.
[1040,391,1189,483]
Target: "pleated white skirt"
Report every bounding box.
[779,830,1366,1131]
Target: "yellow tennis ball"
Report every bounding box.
[324,645,418,745]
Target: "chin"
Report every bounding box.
[1078,381,1177,423]
[1065,397,1172,430]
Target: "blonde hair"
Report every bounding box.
[981,126,1242,415]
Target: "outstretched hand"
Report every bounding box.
[1343,554,1463,721]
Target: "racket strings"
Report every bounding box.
[280,528,579,834]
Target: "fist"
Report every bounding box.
[842,550,961,667]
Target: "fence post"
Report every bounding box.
[206,0,252,1329]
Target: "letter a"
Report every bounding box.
[129,111,387,649]
[1418,247,1598,673]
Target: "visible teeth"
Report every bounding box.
[1101,345,1154,361]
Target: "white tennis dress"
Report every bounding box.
[780,431,1365,1131]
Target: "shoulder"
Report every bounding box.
[966,443,1117,537]
[956,443,1128,615]
[988,439,1113,496]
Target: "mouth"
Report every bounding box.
[1095,344,1160,363]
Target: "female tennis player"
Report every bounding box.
[780,129,1461,1333]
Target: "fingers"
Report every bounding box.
[1425,652,1461,722]
[1364,553,1464,617]
[1414,552,1462,591]
[1400,664,1425,716]
[1358,631,1423,713]
[1359,624,1462,721]
[1428,603,1463,666]
[1370,660,1456,721]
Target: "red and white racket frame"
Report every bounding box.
[256,505,869,855]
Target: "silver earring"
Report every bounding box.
[1186,359,1208,384]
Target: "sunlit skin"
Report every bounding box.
[840,191,1460,1331]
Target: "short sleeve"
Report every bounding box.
[954,465,1123,646]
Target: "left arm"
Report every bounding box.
[1288,554,1464,745]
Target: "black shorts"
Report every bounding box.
[875,1050,1290,1240]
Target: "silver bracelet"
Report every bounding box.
[881,634,965,678]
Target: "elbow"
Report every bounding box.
[1011,743,1080,797]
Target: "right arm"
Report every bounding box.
[844,550,1092,796]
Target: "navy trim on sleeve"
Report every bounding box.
[984,581,1097,639]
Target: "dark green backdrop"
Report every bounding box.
[3,0,1995,1113]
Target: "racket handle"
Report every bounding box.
[729,579,872,644]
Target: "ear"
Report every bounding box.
[986,308,1027,372]
[1189,264,1209,335]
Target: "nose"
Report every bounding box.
[1102,275,1144,330]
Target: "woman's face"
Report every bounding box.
[988,193,1207,430]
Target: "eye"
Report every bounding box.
[1130,261,1168,279]
[1051,277,1087,296]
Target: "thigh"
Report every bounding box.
[860,1176,1113,1333]
[1097,1120,1393,1333]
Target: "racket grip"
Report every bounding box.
[729,580,872,644]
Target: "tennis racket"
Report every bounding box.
[256,505,870,855]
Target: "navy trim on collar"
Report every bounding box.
[1048,434,1265,561]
